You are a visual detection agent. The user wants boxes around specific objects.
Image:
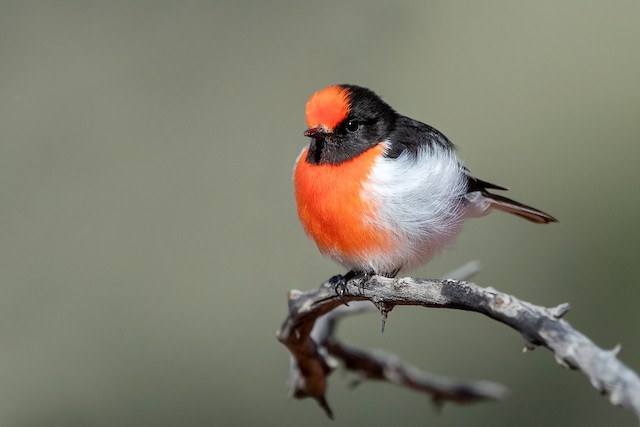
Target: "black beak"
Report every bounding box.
[304,127,328,138]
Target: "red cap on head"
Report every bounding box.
[305,85,350,131]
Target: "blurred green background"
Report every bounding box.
[1,1,639,426]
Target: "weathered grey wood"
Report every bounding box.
[277,273,640,420]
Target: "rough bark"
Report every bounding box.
[277,271,640,420]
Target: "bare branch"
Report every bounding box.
[276,274,640,420]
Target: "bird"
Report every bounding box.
[293,84,556,284]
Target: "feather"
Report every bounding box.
[482,192,557,224]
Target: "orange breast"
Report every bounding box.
[294,145,393,259]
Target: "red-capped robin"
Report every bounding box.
[294,84,556,282]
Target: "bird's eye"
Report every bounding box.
[345,120,360,133]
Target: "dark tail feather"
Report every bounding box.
[483,192,557,224]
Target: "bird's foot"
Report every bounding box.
[331,270,372,305]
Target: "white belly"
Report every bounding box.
[361,142,470,274]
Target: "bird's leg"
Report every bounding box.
[387,267,401,278]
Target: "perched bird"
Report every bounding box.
[294,84,556,282]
